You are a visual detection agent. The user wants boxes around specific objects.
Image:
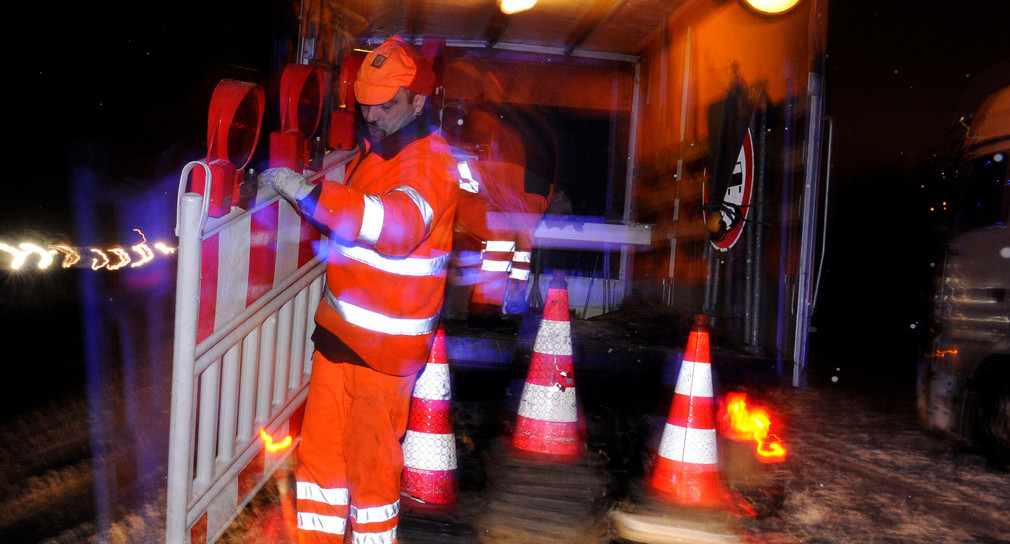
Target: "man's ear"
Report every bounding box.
[413,94,427,115]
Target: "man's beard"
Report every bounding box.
[365,123,385,144]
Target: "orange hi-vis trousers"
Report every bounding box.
[296,351,417,544]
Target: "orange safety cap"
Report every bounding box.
[354,35,436,105]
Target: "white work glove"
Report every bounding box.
[259,167,315,203]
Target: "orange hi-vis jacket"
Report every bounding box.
[304,120,459,376]
[456,159,547,298]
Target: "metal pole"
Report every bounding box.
[620,62,641,286]
[792,70,825,387]
[166,192,205,543]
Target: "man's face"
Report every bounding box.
[361,87,425,142]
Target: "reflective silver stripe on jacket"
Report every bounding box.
[297,481,350,505]
[351,527,396,544]
[392,186,434,231]
[297,512,347,536]
[350,500,400,524]
[331,240,449,277]
[481,259,511,272]
[458,161,480,193]
[325,288,439,336]
[484,240,516,253]
[359,194,384,245]
[510,267,530,281]
[358,188,434,245]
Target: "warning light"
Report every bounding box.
[741,0,802,16]
[720,392,787,463]
[260,428,292,452]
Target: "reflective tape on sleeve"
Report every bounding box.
[391,186,434,231]
[481,259,512,272]
[358,194,384,245]
[512,250,531,263]
[509,268,530,281]
[484,240,516,253]
[457,162,480,193]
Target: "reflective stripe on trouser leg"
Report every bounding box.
[345,363,416,544]
[297,352,351,543]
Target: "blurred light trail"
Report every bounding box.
[259,429,292,452]
[720,392,787,463]
[0,229,176,271]
[0,242,57,270]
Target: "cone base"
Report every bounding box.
[400,492,461,514]
[644,479,756,518]
[401,468,458,507]
[511,416,583,456]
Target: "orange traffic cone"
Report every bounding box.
[649,315,754,515]
[511,275,583,456]
[401,329,458,507]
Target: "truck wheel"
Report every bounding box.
[975,380,1010,469]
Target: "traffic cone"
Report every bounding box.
[649,315,753,515]
[401,329,458,507]
[511,274,583,456]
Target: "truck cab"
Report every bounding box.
[920,84,1010,464]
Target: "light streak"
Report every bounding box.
[720,392,787,463]
[259,429,292,452]
[0,229,177,271]
[90,249,110,271]
[108,248,131,270]
[131,229,154,268]
[53,245,80,267]
[0,242,57,270]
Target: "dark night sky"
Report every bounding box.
[826,1,1010,180]
[2,1,1010,405]
[816,0,1010,380]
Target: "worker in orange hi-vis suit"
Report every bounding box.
[259,35,459,544]
[449,103,553,318]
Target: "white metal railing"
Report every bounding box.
[166,160,339,543]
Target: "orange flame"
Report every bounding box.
[260,428,292,452]
[720,392,787,463]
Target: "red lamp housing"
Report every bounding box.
[270,63,326,170]
[191,79,265,217]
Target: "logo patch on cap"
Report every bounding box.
[371,54,386,68]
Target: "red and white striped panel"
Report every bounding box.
[189,404,305,544]
[197,195,324,343]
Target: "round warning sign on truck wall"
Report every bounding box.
[704,127,755,251]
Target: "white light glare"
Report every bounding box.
[743,0,801,15]
[500,0,536,15]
